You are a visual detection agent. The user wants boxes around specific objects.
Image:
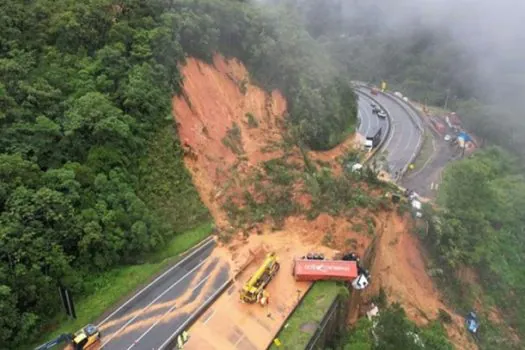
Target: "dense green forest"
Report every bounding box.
[338,303,453,350]
[422,147,525,349]
[0,0,356,347]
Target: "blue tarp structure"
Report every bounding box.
[458,131,472,143]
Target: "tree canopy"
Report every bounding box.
[340,303,453,350]
[0,0,359,347]
[423,147,525,349]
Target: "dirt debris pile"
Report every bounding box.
[172,54,476,349]
[358,214,477,350]
[173,55,287,226]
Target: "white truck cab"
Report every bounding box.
[352,274,370,290]
[364,139,374,152]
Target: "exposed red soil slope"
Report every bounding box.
[173,55,286,226]
[171,54,476,348]
[360,214,477,350]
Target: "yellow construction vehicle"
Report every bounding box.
[35,324,100,350]
[240,252,280,304]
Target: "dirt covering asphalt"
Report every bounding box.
[172,54,477,349]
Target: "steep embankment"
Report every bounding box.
[172,54,472,348]
[172,54,369,251]
[173,55,286,226]
[361,214,477,349]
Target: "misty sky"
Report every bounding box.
[260,0,525,102]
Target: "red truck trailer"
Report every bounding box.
[370,87,379,96]
[293,259,358,282]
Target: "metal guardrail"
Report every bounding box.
[161,278,232,350]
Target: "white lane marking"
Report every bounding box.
[98,238,214,328]
[381,103,396,151]
[401,110,414,155]
[100,258,210,348]
[157,278,232,350]
[386,107,407,161]
[362,96,374,135]
[234,334,245,347]
[357,100,370,135]
[202,308,216,325]
[356,92,376,136]
[126,273,213,349]
[369,102,379,134]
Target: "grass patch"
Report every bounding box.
[270,281,344,349]
[222,122,244,155]
[31,223,213,350]
[408,131,435,172]
[246,112,259,128]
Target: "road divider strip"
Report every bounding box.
[160,247,266,349]
[159,278,232,350]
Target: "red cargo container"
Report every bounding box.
[293,259,358,282]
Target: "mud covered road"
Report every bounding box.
[97,239,231,350]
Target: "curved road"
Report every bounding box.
[358,85,460,197]
[357,92,388,138]
[357,88,422,179]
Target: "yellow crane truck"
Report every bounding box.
[240,252,280,305]
[35,324,100,350]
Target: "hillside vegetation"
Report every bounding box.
[0,0,357,347]
[423,147,525,349]
[260,0,525,347]
[341,303,453,350]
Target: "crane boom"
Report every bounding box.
[240,252,280,304]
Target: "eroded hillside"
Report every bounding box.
[172,54,476,349]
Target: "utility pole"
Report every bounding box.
[444,88,450,110]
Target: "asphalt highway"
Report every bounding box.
[356,92,388,138]
[359,90,422,178]
[97,238,230,350]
